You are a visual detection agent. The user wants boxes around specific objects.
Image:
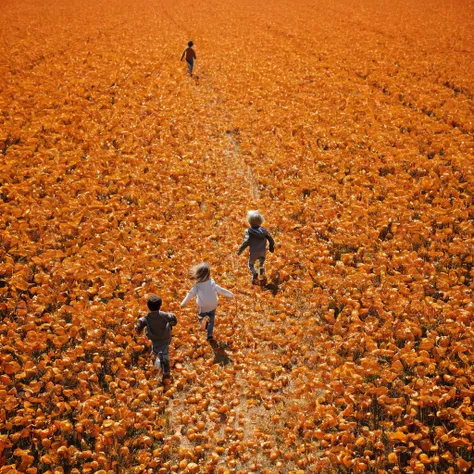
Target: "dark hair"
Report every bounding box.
[147,295,162,311]
[188,41,194,47]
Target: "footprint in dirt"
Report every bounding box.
[208,339,232,365]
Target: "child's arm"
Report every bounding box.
[135,316,147,333]
[237,230,250,255]
[180,286,197,307]
[180,49,186,61]
[266,231,275,253]
[214,283,234,298]
[166,313,178,327]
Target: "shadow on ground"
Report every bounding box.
[262,273,280,296]
[209,339,232,365]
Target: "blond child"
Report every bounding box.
[237,210,275,284]
[181,263,234,340]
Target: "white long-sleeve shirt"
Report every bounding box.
[181,279,234,313]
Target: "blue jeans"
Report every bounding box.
[199,309,215,338]
[248,256,265,276]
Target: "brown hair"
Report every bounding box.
[190,262,211,282]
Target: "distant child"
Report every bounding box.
[181,262,234,341]
[237,210,275,285]
[180,41,197,76]
[136,296,177,381]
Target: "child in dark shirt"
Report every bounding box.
[180,41,197,76]
[237,210,275,285]
[136,295,177,381]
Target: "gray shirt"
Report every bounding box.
[238,226,275,259]
[136,311,177,342]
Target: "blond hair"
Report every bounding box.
[247,210,264,226]
[190,262,211,282]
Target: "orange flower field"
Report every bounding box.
[1,0,474,472]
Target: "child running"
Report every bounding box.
[237,210,275,285]
[181,262,234,341]
[180,41,197,76]
[136,295,177,382]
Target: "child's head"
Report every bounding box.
[190,262,211,282]
[247,210,264,227]
[188,41,194,47]
[147,295,162,311]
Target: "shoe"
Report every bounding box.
[154,356,161,371]
[207,335,214,341]
[163,373,171,383]
[252,274,258,285]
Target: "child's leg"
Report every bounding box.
[153,341,170,375]
[206,310,216,339]
[258,256,266,276]
[248,256,258,276]
[187,59,193,75]
[151,345,161,370]
[154,352,161,370]
[199,311,210,331]
[160,347,170,375]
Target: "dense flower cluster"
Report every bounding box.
[1,0,473,473]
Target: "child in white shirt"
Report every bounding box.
[181,262,234,341]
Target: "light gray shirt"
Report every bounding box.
[181,279,234,313]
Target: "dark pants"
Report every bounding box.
[152,339,171,374]
[186,58,194,75]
